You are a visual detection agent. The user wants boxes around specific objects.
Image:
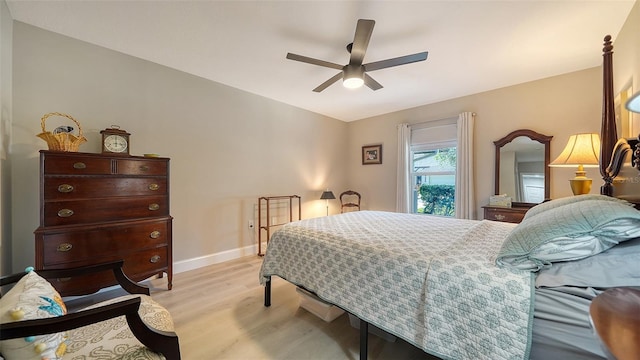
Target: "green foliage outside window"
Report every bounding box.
[418,184,455,216]
[433,147,457,168]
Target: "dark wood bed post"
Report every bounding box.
[600,35,618,196]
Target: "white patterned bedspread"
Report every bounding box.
[259,211,533,360]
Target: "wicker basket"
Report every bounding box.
[36,112,87,152]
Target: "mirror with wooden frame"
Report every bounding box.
[494,129,553,206]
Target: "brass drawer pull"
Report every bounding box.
[56,277,71,282]
[494,214,506,221]
[150,255,161,263]
[148,203,160,211]
[57,184,74,193]
[150,230,161,239]
[57,209,74,218]
[73,162,86,169]
[148,183,159,191]
[139,165,150,172]
[57,243,73,252]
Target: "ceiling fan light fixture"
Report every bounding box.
[343,65,364,89]
[343,77,364,89]
[286,19,428,92]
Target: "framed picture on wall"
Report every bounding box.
[362,144,382,165]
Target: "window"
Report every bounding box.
[410,121,457,216]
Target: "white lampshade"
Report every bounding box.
[626,91,640,113]
[550,133,600,195]
[550,133,600,167]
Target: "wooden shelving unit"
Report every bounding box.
[257,195,301,256]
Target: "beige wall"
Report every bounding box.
[348,68,603,218]
[9,22,348,273]
[0,0,12,275]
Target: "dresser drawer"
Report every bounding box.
[483,207,526,223]
[44,155,113,175]
[43,196,169,226]
[43,177,167,200]
[43,153,168,176]
[40,220,170,266]
[44,246,169,296]
[116,159,168,175]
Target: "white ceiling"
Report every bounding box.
[6,0,636,122]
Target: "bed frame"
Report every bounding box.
[263,35,640,360]
[600,35,640,198]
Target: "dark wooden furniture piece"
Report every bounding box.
[257,195,301,256]
[482,205,530,223]
[340,190,361,213]
[488,129,551,223]
[589,288,640,360]
[0,260,181,360]
[34,151,172,296]
[599,35,640,194]
[493,129,553,204]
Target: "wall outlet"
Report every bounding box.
[248,220,254,229]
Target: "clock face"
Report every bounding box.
[104,134,128,153]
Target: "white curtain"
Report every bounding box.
[455,112,475,219]
[396,123,411,213]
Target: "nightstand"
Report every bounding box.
[482,205,530,223]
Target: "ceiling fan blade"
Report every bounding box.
[364,52,428,72]
[364,74,383,91]
[313,72,343,92]
[286,53,344,70]
[349,19,375,66]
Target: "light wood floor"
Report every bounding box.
[142,255,440,360]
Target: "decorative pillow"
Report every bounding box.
[496,200,640,271]
[536,237,640,288]
[0,268,68,360]
[523,194,631,221]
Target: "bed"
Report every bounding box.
[259,36,640,360]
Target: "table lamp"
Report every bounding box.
[550,133,600,195]
[320,190,336,216]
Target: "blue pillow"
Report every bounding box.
[523,194,631,221]
[496,199,640,271]
[535,237,640,288]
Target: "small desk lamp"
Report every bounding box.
[320,190,336,216]
[550,133,601,195]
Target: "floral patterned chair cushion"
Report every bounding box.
[64,295,173,360]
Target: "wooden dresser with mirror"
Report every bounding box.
[483,129,553,223]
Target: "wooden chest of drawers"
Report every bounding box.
[482,205,529,224]
[35,151,172,296]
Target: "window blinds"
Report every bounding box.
[411,118,457,151]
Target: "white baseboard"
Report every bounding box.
[173,243,259,274]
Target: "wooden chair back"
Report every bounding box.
[340,190,361,213]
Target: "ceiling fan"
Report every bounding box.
[286,19,428,92]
